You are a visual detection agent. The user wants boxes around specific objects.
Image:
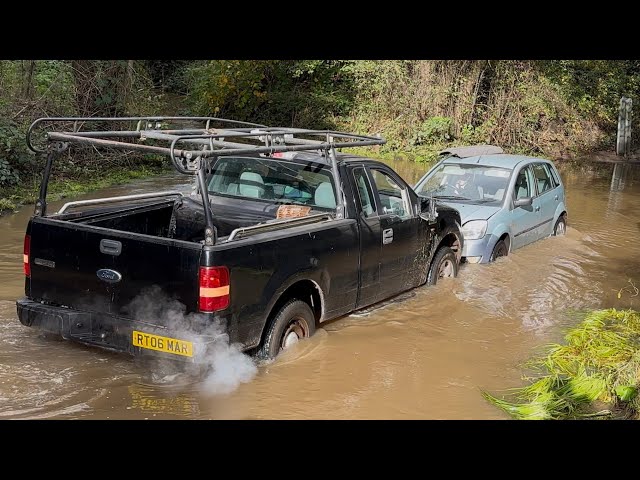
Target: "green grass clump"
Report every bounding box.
[0,197,17,213]
[484,309,640,420]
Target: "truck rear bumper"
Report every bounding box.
[16,298,227,364]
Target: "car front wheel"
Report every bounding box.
[490,239,508,261]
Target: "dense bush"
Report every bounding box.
[0,118,36,187]
[185,60,354,129]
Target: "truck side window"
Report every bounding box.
[353,168,376,217]
[370,169,410,218]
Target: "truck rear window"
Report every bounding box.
[207,156,337,209]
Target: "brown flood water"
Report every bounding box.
[1,159,639,419]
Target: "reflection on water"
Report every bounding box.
[0,159,639,419]
[128,384,201,417]
[610,162,638,191]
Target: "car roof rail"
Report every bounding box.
[438,145,504,158]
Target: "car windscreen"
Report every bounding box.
[207,156,337,209]
[416,163,511,204]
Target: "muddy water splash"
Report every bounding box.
[0,161,639,419]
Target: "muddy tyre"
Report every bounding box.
[490,239,508,261]
[257,300,316,360]
[553,215,567,236]
[427,246,458,286]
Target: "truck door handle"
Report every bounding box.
[100,239,122,256]
[535,206,540,212]
[382,228,393,245]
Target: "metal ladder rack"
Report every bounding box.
[27,116,386,245]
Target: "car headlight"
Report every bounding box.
[461,220,487,240]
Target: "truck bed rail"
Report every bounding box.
[56,191,184,214]
[227,213,334,242]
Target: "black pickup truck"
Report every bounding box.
[17,117,462,363]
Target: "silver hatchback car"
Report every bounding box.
[414,145,567,263]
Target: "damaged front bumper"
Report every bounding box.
[16,298,227,364]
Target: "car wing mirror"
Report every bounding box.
[513,196,533,208]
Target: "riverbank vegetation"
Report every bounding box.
[484,308,640,420]
[2,60,640,212]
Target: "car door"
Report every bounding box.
[352,167,382,309]
[531,162,560,238]
[367,166,422,300]
[510,164,541,250]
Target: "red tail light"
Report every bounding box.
[23,234,31,277]
[199,266,229,312]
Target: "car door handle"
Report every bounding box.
[535,206,540,212]
[554,195,558,201]
[382,228,393,245]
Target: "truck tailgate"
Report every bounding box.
[27,217,202,319]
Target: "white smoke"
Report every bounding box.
[124,285,257,395]
[200,339,258,394]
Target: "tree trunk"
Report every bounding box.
[21,60,36,99]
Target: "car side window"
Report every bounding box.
[370,169,411,218]
[547,163,561,188]
[353,168,376,217]
[513,166,534,200]
[532,163,554,195]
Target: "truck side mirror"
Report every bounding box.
[420,196,438,223]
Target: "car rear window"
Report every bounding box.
[207,156,337,209]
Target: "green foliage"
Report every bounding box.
[187,60,263,117]
[411,117,452,145]
[539,61,640,125]
[0,118,37,187]
[185,60,354,128]
[615,385,637,401]
[484,309,640,420]
[2,59,640,215]
[0,197,16,212]
[33,61,76,113]
[0,159,19,187]
[145,60,191,93]
[337,60,620,159]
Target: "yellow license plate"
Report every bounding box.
[132,330,193,357]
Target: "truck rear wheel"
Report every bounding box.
[427,246,458,286]
[257,300,316,360]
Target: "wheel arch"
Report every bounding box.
[496,231,511,251]
[553,203,568,225]
[260,278,325,346]
[480,223,512,263]
[435,218,463,262]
